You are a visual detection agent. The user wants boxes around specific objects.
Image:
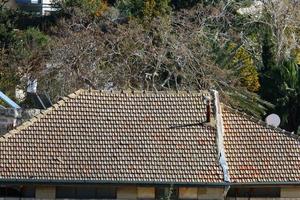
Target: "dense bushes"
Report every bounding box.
[0,3,50,102]
[62,0,108,17]
[116,0,170,18]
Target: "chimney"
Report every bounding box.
[205,96,211,123]
[27,79,38,94]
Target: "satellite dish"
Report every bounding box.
[265,114,281,127]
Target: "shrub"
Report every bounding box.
[62,0,108,17]
[232,45,260,92]
[116,0,171,19]
[12,27,49,59]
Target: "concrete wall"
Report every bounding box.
[35,186,56,199]
[117,186,137,199]
[281,186,300,198]
[198,187,224,200]
[178,187,225,200]
[137,187,155,199]
[116,186,224,200]
[179,187,198,199]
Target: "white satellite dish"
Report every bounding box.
[265,114,281,127]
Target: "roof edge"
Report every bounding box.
[1,178,299,186]
[230,181,300,186]
[0,179,228,186]
[87,89,211,95]
[222,104,300,141]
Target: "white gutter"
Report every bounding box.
[213,90,231,197]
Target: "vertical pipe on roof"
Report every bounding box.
[212,90,230,197]
[205,97,211,123]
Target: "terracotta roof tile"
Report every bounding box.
[1,90,299,184]
[0,90,223,183]
[223,106,300,183]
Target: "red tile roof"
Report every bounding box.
[0,90,223,184]
[223,107,300,183]
[0,90,299,185]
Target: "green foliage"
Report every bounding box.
[260,33,300,132]
[171,0,222,9]
[17,27,49,48]
[144,0,170,19]
[269,60,300,132]
[11,27,49,60]
[116,0,143,17]
[171,0,200,9]
[228,43,260,92]
[255,10,300,133]
[292,48,300,65]
[0,3,49,102]
[261,29,276,72]
[0,53,20,102]
[0,3,17,48]
[214,42,260,92]
[0,27,49,104]
[278,60,300,130]
[117,0,171,18]
[0,4,18,101]
[0,0,299,133]
[63,0,108,17]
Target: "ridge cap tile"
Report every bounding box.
[84,89,210,96]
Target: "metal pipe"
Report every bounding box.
[0,91,21,109]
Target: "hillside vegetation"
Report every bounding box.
[0,0,299,133]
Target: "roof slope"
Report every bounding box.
[223,107,300,183]
[0,90,223,184]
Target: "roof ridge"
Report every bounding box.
[221,104,300,141]
[87,89,211,95]
[0,89,84,142]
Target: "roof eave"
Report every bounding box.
[2,179,299,186]
[230,181,300,186]
[0,179,228,187]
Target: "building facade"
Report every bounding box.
[5,0,57,15]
